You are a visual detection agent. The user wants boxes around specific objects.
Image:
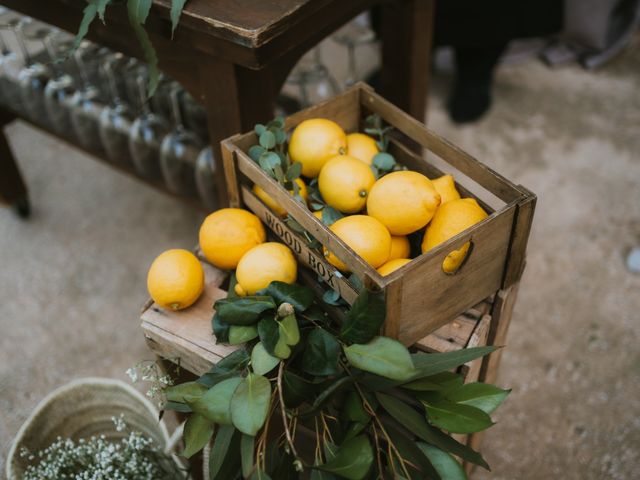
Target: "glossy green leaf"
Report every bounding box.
[231,373,272,435]
[241,434,255,478]
[127,0,159,96]
[198,349,249,387]
[249,470,273,480]
[169,0,187,36]
[215,296,276,325]
[212,312,230,343]
[445,383,511,415]
[417,443,468,480]
[164,381,206,403]
[279,314,300,346]
[402,371,464,392]
[273,335,292,359]
[258,316,280,356]
[299,376,354,418]
[188,377,241,425]
[315,436,373,480]
[410,347,497,380]
[263,281,314,312]
[209,424,241,480]
[228,325,259,345]
[182,413,213,458]
[251,342,280,375]
[383,422,440,480]
[72,0,112,51]
[260,130,276,149]
[282,371,315,407]
[423,400,494,434]
[339,290,385,344]
[302,328,341,376]
[344,337,415,381]
[375,392,489,470]
[343,391,370,423]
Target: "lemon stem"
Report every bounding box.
[359,190,368,198]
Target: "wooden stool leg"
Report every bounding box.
[0,111,30,217]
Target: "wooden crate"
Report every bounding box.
[221,83,535,346]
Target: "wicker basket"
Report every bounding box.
[6,377,173,480]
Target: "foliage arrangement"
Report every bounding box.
[19,416,186,480]
[75,0,190,95]
[162,279,510,479]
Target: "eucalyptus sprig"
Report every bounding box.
[364,114,404,178]
[162,281,510,480]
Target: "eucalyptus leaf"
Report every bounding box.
[322,289,342,305]
[214,296,276,325]
[169,0,187,36]
[188,377,242,425]
[416,442,468,480]
[372,152,395,171]
[209,424,241,480]
[249,145,266,162]
[270,116,285,128]
[255,124,267,136]
[263,281,314,312]
[251,342,280,375]
[258,316,280,356]
[315,436,373,480]
[340,290,385,344]
[259,152,281,176]
[302,328,341,376]
[165,381,206,403]
[344,337,415,381]
[410,346,498,379]
[321,206,344,226]
[279,314,300,346]
[198,349,250,387]
[182,413,213,458]
[445,383,511,415]
[275,128,287,145]
[241,434,255,478]
[260,130,277,149]
[286,162,302,181]
[273,164,286,184]
[228,325,259,344]
[423,400,494,434]
[231,373,272,436]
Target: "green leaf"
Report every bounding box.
[343,391,370,423]
[416,443,468,480]
[241,434,255,478]
[231,373,272,435]
[445,383,511,415]
[72,0,112,52]
[376,393,489,470]
[299,376,354,418]
[372,152,395,171]
[278,314,300,346]
[188,377,241,425]
[249,471,273,480]
[302,328,341,376]
[169,0,187,37]
[259,151,281,177]
[258,316,280,357]
[402,372,464,392]
[274,128,287,145]
[163,400,192,413]
[273,336,292,359]
[286,162,302,181]
[263,281,314,312]
[251,342,280,375]
[410,346,498,379]
[209,424,241,480]
[322,289,342,305]
[383,422,441,480]
[165,381,206,403]
[321,206,344,226]
[315,436,373,480]
[212,312,230,343]
[127,0,159,96]
[423,400,494,434]
[228,325,259,345]
[271,116,285,128]
[182,413,213,458]
[282,371,315,408]
[259,130,276,149]
[249,145,266,162]
[255,124,267,136]
[198,349,250,387]
[215,296,276,326]
[344,337,415,381]
[339,290,385,344]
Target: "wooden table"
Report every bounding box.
[0,0,434,213]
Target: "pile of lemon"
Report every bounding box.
[254,118,488,277]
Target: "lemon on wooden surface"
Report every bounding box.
[324,215,391,272]
[346,133,379,165]
[318,155,376,213]
[422,198,488,273]
[235,242,297,296]
[432,174,461,204]
[367,171,441,235]
[147,249,204,311]
[388,235,411,261]
[199,208,266,270]
[252,178,308,217]
[288,119,347,178]
[377,258,411,276]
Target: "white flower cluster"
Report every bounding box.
[20,416,185,480]
[126,361,174,409]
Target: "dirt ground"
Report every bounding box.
[1,34,639,478]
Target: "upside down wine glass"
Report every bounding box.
[43,30,76,137]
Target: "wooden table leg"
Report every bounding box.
[0,110,30,217]
[379,0,434,121]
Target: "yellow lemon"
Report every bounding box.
[288,119,347,178]
[252,178,308,217]
[389,235,411,261]
[367,171,441,235]
[199,208,266,270]
[324,215,391,272]
[432,174,461,204]
[313,210,324,221]
[377,258,411,276]
[318,155,376,213]
[422,198,488,273]
[147,249,204,310]
[235,242,297,296]
[346,133,379,165]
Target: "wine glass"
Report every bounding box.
[182,90,209,142]
[0,9,23,110]
[43,30,76,137]
[195,146,218,209]
[159,84,204,196]
[332,13,376,88]
[286,45,339,107]
[129,75,170,179]
[98,52,133,164]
